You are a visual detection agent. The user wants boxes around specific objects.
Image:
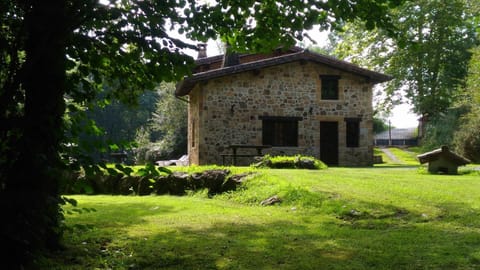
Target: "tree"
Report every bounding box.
[330,0,478,117]
[0,0,403,267]
[75,87,159,163]
[373,117,390,134]
[134,83,188,163]
[146,83,187,161]
[151,84,188,160]
[453,46,480,162]
[392,0,477,117]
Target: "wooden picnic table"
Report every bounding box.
[221,144,272,165]
[110,152,128,163]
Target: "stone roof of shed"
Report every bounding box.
[175,49,393,96]
[417,146,471,165]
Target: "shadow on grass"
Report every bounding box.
[64,198,179,225]
[123,207,480,270]
[42,197,480,270]
[371,165,419,169]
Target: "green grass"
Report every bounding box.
[40,166,480,269]
[374,147,395,164]
[375,147,422,166]
[387,147,420,165]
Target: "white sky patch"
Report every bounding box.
[390,104,419,128]
[374,85,419,129]
[302,26,330,47]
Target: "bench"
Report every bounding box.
[221,144,272,165]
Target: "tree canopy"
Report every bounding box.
[134,83,188,163]
[453,46,480,161]
[0,0,403,268]
[329,0,478,116]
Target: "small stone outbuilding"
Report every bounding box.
[417,146,470,174]
[176,46,392,166]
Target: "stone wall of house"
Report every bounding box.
[188,61,374,166]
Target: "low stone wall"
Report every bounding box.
[64,170,252,196]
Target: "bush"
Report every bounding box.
[420,107,468,151]
[254,155,327,170]
[63,166,251,196]
[453,113,480,163]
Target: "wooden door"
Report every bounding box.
[320,121,339,166]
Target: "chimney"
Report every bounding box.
[197,43,207,59]
[222,43,240,67]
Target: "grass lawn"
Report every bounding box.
[39,159,480,270]
[374,146,421,166]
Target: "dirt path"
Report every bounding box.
[380,148,402,164]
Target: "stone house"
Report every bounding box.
[176,46,392,166]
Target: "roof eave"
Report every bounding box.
[175,80,195,96]
[176,50,393,96]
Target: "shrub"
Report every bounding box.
[420,107,467,152]
[254,155,327,170]
[63,165,250,196]
[453,113,480,163]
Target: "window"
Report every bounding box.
[345,118,360,147]
[260,116,301,147]
[320,75,340,100]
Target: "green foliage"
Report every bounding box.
[64,165,251,197]
[149,83,188,159]
[331,0,479,116]
[391,0,478,116]
[420,107,469,151]
[453,46,480,162]
[136,163,171,178]
[134,83,187,163]
[453,117,480,162]
[83,88,159,149]
[66,82,185,165]
[373,117,389,134]
[184,0,403,53]
[255,155,327,170]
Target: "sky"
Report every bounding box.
[175,27,419,129]
[389,104,419,128]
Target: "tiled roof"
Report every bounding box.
[194,46,303,66]
[176,49,393,96]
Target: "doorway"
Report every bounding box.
[320,121,339,166]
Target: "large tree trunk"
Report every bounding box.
[0,1,68,268]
